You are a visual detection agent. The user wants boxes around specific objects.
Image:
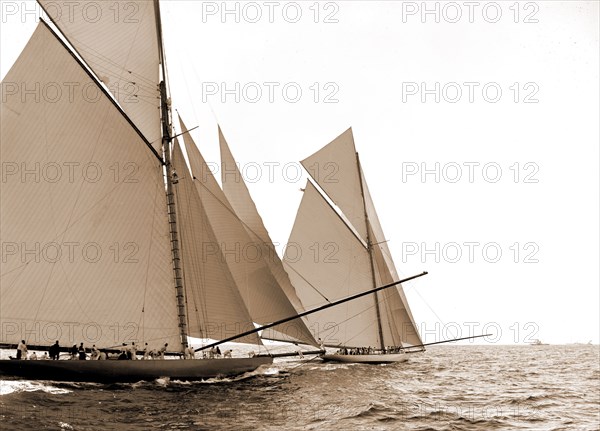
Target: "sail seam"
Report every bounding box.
[35,17,163,164]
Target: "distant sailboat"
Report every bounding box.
[284,129,426,363]
[0,0,317,382]
[529,339,548,346]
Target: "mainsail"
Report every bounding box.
[0,22,179,348]
[178,120,317,347]
[286,128,424,349]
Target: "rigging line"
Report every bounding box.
[358,158,385,351]
[155,0,173,120]
[322,302,381,348]
[194,271,427,352]
[320,282,418,349]
[53,257,91,332]
[0,262,31,279]
[281,260,331,303]
[302,172,368,248]
[307,180,369,251]
[187,156,335,315]
[411,285,454,335]
[0,155,159,283]
[76,59,158,92]
[187,171,212,339]
[172,156,202,338]
[55,38,158,89]
[176,179,193,338]
[37,19,163,162]
[62,36,158,88]
[0,260,30,298]
[399,270,454,340]
[138,172,166,344]
[29,262,57,345]
[176,159,216,339]
[197,198,213,340]
[46,106,114,308]
[371,246,412,345]
[5,158,162,276]
[180,128,301,306]
[188,162,274,251]
[55,0,160,90]
[392,262,449,335]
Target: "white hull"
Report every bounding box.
[321,353,408,364]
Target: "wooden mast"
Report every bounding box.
[356,152,386,350]
[154,0,188,351]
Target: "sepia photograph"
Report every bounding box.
[0,1,598,430]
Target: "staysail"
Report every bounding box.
[218,129,317,345]
[171,140,261,345]
[0,22,179,348]
[37,0,162,149]
[179,119,317,346]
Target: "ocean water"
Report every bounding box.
[0,345,598,431]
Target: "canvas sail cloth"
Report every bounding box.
[170,140,260,345]
[0,22,180,349]
[179,120,317,347]
[37,0,162,149]
[285,128,423,349]
[218,129,317,345]
[285,182,379,348]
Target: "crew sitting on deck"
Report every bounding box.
[70,344,78,360]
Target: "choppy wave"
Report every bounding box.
[0,345,598,430]
[0,380,72,396]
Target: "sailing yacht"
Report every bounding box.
[0,0,318,382]
[284,128,426,363]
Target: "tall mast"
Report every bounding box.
[356,152,385,350]
[154,0,188,350]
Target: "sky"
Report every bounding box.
[1,0,598,345]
